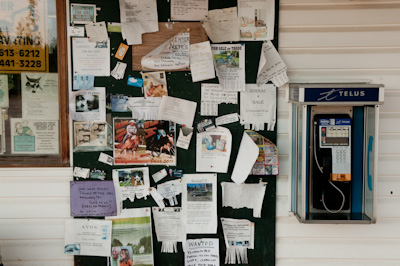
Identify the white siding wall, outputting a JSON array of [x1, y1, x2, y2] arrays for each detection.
[[0, 168, 74, 266], [277, 0, 400, 265]]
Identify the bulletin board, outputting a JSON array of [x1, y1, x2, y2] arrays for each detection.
[[70, 0, 279, 265]]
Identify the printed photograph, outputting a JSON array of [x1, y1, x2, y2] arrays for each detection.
[[187, 183, 213, 202], [201, 135, 227, 153], [114, 118, 176, 165], [118, 169, 145, 187], [76, 94, 99, 112], [110, 216, 153, 266], [214, 51, 239, 68], [142, 72, 168, 97], [64, 243, 80, 255]]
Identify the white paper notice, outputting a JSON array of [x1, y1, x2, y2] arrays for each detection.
[[171, 0, 208, 21], [153, 207, 185, 253], [257, 41, 289, 87], [185, 238, 220, 266], [176, 126, 194, 150], [111, 62, 127, 80], [121, 22, 146, 45], [189, 41, 215, 82], [152, 168, 168, 183], [157, 96, 197, 126], [203, 7, 240, 43], [127, 97, 161, 120], [196, 127, 232, 173], [73, 167, 90, 178], [10, 119, 59, 155], [231, 132, 259, 184], [72, 38, 110, 76], [98, 152, 113, 166], [69, 88, 106, 122], [221, 218, 254, 264], [211, 44, 246, 91], [182, 174, 217, 234], [112, 167, 151, 208], [68, 26, 85, 37], [142, 32, 190, 71], [238, 0, 275, 41], [64, 219, 112, 256], [85, 21, 108, 42], [221, 182, 267, 218], [157, 179, 182, 206], [215, 113, 239, 126], [240, 84, 276, 131], [149, 187, 166, 209], [119, 0, 158, 33], [201, 84, 238, 116], [21, 73, 59, 120]]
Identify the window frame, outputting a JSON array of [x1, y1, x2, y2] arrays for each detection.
[[0, 0, 69, 167]]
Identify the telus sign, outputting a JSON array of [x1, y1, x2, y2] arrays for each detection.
[[304, 87, 380, 102]]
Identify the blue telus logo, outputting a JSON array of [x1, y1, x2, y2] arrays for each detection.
[[317, 89, 366, 101]]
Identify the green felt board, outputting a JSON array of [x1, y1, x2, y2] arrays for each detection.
[[72, 0, 279, 265]]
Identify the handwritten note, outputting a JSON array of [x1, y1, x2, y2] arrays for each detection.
[[203, 7, 240, 43], [190, 41, 215, 82], [70, 180, 117, 217], [201, 84, 237, 116], [171, 0, 208, 21], [185, 238, 220, 266]]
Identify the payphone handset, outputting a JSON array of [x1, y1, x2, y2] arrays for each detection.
[[318, 118, 352, 182]]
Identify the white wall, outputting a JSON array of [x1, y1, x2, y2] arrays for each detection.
[[0, 168, 74, 266], [277, 0, 400, 265]]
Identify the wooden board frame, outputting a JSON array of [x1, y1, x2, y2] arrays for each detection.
[[132, 22, 208, 72]]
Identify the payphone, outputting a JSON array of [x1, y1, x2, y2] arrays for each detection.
[[289, 83, 384, 223]]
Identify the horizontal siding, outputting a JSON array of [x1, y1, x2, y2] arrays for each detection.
[[0, 168, 73, 265]]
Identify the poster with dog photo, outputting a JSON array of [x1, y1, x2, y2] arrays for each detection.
[[10, 119, 59, 154], [141, 71, 168, 97], [70, 87, 106, 122], [113, 118, 176, 166], [112, 167, 150, 212], [21, 73, 59, 120]]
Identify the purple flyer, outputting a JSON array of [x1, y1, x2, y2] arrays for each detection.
[[70, 180, 117, 217]]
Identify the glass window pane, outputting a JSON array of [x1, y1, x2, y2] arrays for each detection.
[[0, 0, 60, 157]]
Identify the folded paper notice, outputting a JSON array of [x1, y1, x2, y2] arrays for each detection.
[[231, 132, 259, 184], [176, 126, 194, 150], [203, 7, 240, 43], [257, 41, 289, 87], [221, 182, 267, 218], [141, 32, 190, 71]]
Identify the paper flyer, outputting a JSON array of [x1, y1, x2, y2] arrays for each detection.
[[196, 127, 232, 173], [189, 41, 216, 83], [231, 132, 259, 184], [171, 0, 208, 21], [240, 84, 276, 131], [246, 130, 279, 175], [21, 73, 59, 120], [127, 97, 161, 120], [238, 0, 275, 41], [112, 167, 151, 211], [221, 181, 267, 218], [72, 38, 110, 76], [185, 238, 220, 266], [211, 44, 246, 91], [70, 88, 107, 122], [157, 96, 197, 126], [141, 32, 190, 71], [157, 179, 182, 206], [176, 126, 194, 150], [152, 207, 185, 253], [70, 180, 117, 217], [113, 118, 176, 165], [107, 208, 154, 266], [221, 218, 255, 264], [85, 21, 108, 43], [200, 84, 238, 116], [10, 119, 59, 155], [64, 219, 112, 256], [119, 0, 158, 33], [203, 7, 240, 43], [0, 75, 9, 108], [182, 174, 218, 234], [257, 41, 289, 87]]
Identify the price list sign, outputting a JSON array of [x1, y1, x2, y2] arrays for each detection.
[[0, 0, 48, 73]]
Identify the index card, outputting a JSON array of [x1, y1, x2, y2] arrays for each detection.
[[189, 41, 215, 82], [85, 22, 108, 43], [171, 0, 208, 21]]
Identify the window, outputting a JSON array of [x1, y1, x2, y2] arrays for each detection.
[[0, 0, 68, 166]]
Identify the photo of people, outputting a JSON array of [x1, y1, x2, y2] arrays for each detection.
[[187, 183, 213, 202], [111, 246, 134, 266], [76, 94, 99, 112], [114, 118, 176, 165]]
